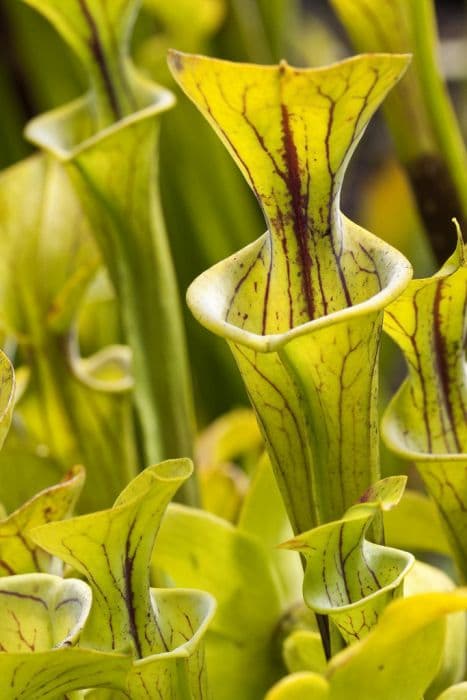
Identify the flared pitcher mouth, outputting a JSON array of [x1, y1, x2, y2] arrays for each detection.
[[308, 546, 415, 615], [382, 384, 467, 463], [168, 49, 412, 82], [25, 68, 175, 161], [131, 588, 216, 665], [0, 574, 92, 651], [147, 458, 194, 483], [187, 220, 413, 353]]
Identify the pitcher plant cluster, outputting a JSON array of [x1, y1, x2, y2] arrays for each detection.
[[0, 0, 466, 699]]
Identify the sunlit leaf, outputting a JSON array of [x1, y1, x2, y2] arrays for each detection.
[[405, 561, 466, 699], [436, 684, 467, 700]]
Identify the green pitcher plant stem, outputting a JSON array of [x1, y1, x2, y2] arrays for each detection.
[[382, 225, 467, 581], [169, 50, 412, 534], [20, 0, 198, 505], [0, 153, 137, 511], [330, 0, 467, 264]]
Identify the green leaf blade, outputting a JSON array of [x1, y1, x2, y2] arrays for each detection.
[[0, 464, 84, 576]]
